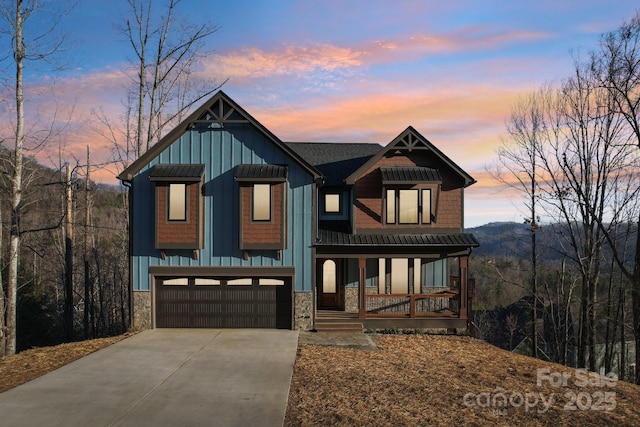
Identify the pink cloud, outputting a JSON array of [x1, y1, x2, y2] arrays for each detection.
[[204, 43, 364, 82], [365, 27, 551, 61]]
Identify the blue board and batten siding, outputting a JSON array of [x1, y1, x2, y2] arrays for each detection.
[[130, 123, 315, 292]]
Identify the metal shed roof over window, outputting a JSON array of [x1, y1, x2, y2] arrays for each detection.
[[150, 164, 205, 182], [380, 167, 442, 184], [235, 164, 288, 182]]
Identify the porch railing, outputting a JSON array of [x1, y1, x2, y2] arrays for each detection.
[[364, 291, 459, 318], [362, 276, 475, 319]]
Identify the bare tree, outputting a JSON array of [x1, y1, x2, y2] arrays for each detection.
[[590, 11, 640, 383], [118, 0, 226, 157], [496, 58, 637, 373], [495, 86, 553, 358], [0, 0, 69, 355]]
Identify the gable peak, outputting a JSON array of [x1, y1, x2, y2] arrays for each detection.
[[195, 93, 249, 124], [389, 127, 432, 152]]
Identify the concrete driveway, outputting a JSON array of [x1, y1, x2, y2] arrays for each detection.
[[0, 329, 299, 427]]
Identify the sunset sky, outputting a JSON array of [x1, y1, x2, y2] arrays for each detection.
[[2, 1, 638, 227]]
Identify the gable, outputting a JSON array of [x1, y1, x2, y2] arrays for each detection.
[[345, 126, 475, 187], [117, 91, 321, 182]]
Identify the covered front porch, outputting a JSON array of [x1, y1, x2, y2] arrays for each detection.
[[314, 231, 479, 331]]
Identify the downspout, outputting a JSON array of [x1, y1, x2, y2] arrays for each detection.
[[312, 176, 324, 331], [122, 179, 134, 330]]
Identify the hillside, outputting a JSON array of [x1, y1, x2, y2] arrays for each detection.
[[3, 332, 638, 426], [286, 334, 640, 426]]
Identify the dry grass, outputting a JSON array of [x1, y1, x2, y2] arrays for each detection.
[[0, 333, 132, 393], [285, 334, 640, 426]]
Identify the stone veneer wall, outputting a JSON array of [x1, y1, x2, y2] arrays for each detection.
[[294, 291, 314, 330], [344, 286, 378, 313], [133, 291, 152, 330]]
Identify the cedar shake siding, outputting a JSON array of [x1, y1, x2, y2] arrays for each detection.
[[155, 182, 203, 249], [239, 182, 286, 249]]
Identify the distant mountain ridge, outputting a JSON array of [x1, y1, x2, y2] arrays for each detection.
[[466, 222, 531, 259], [466, 221, 637, 264]]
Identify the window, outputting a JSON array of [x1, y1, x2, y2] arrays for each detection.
[[422, 189, 432, 224], [386, 188, 432, 225], [324, 193, 341, 214], [391, 258, 409, 294], [259, 278, 285, 286], [194, 278, 220, 286], [378, 258, 447, 294], [386, 190, 396, 223], [252, 184, 271, 221], [322, 260, 337, 294], [227, 278, 253, 286], [168, 183, 187, 221], [398, 190, 418, 224], [163, 278, 188, 286]]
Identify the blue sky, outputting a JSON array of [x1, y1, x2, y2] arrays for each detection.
[[4, 0, 639, 227]]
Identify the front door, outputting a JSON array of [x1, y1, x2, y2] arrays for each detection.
[[318, 259, 341, 309]]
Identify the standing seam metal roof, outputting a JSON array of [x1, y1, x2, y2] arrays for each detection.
[[380, 167, 442, 184], [149, 164, 205, 181], [234, 164, 288, 181], [316, 229, 479, 247]]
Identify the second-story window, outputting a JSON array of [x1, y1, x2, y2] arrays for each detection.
[[252, 183, 271, 221], [386, 188, 431, 225], [381, 167, 439, 226], [235, 164, 288, 251], [323, 193, 341, 214], [168, 183, 187, 221]]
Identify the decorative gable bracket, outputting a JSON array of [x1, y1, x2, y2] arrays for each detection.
[[396, 131, 431, 152], [191, 97, 250, 126]]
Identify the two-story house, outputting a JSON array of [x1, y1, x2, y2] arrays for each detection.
[[118, 91, 479, 332]]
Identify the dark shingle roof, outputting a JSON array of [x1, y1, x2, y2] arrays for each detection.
[[235, 164, 288, 182], [285, 142, 381, 186], [380, 167, 442, 184], [317, 229, 479, 248], [149, 164, 205, 181]]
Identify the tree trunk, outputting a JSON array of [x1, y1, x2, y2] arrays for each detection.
[[620, 285, 626, 380], [83, 146, 92, 339], [6, 0, 27, 356], [63, 164, 74, 341], [0, 203, 5, 357], [633, 212, 640, 384]]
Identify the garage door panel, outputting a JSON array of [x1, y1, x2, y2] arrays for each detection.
[[156, 278, 291, 329]]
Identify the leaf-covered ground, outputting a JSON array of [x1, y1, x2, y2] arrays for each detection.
[[285, 334, 640, 426], [3, 332, 640, 426]]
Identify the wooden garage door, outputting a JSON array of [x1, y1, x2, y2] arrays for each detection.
[[156, 277, 292, 328]]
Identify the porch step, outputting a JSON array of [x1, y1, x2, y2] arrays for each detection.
[[314, 310, 363, 331], [314, 322, 364, 332]]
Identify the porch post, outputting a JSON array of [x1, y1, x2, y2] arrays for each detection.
[[358, 257, 366, 318], [459, 255, 468, 319]]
